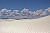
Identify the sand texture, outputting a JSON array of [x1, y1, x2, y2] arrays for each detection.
[[0, 16, 50, 33]]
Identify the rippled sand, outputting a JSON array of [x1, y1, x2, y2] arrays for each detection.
[[0, 16, 50, 33]]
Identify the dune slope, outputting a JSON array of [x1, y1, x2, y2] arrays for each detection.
[[0, 15, 50, 33]]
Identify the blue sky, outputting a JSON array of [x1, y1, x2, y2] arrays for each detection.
[[0, 0, 50, 11]]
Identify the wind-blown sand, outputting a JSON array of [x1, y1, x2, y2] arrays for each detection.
[[0, 16, 50, 33]]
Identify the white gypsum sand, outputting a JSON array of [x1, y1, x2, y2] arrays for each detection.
[[0, 15, 50, 33]]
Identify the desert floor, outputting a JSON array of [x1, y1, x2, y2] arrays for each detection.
[[0, 16, 50, 33]]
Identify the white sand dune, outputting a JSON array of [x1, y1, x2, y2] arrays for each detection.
[[0, 15, 50, 33]]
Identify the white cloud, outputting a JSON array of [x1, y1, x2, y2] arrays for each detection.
[[0, 7, 50, 19], [21, 8, 29, 16], [40, 7, 50, 16], [48, 7, 50, 12], [40, 11, 47, 16], [13, 10, 18, 13], [35, 10, 43, 14], [21, 8, 29, 12]]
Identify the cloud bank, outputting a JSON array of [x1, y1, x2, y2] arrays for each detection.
[[0, 7, 50, 19]]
